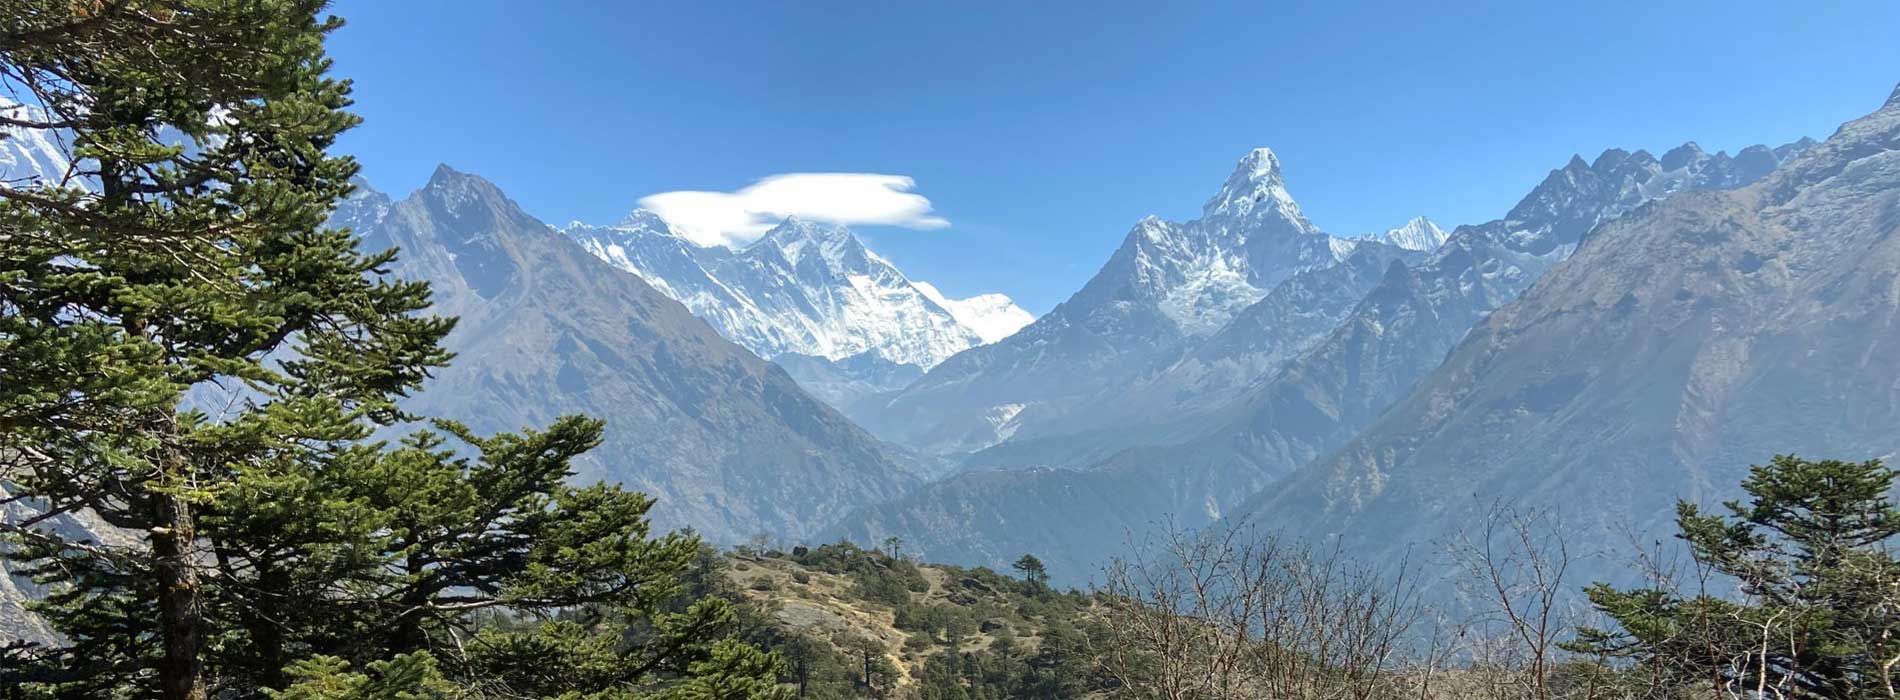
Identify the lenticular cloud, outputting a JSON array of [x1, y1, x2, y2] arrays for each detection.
[[639, 172, 949, 248]]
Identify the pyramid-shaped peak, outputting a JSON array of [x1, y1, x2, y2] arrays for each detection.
[[418, 164, 513, 215], [1886, 81, 1900, 109], [1231, 147, 1283, 180], [1201, 147, 1312, 229], [756, 216, 865, 267], [427, 163, 477, 186]]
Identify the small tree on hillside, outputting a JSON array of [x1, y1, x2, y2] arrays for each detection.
[[836, 632, 897, 699], [1013, 554, 1049, 589]]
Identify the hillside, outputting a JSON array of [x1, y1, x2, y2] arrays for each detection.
[[1239, 84, 1900, 589], [340, 167, 921, 543], [830, 134, 1810, 585], [703, 544, 1104, 699]]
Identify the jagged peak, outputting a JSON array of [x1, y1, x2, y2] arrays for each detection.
[[1661, 142, 1707, 171], [1201, 147, 1311, 228], [1231, 147, 1283, 181], [418, 164, 513, 215], [343, 176, 388, 203], [1887, 81, 1900, 109], [614, 208, 675, 232], [1358, 215, 1448, 252], [1134, 215, 1171, 235], [427, 162, 475, 186], [764, 215, 853, 243], [1590, 148, 1632, 171], [755, 216, 865, 267]]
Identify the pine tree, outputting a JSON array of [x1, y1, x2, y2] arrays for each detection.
[[1570, 455, 1900, 698], [1, 3, 788, 699], [2, 3, 442, 698], [1011, 554, 1048, 590]]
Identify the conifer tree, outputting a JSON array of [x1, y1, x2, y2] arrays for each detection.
[[1011, 554, 1048, 590], [2, 3, 440, 698], [1, 3, 788, 699], [1570, 455, 1900, 698]]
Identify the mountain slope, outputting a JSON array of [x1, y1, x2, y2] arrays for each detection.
[[962, 240, 1426, 470], [862, 148, 1368, 454], [832, 134, 1812, 584], [345, 167, 919, 542], [1240, 85, 1900, 586], [1199, 136, 1818, 490], [567, 213, 1030, 371]]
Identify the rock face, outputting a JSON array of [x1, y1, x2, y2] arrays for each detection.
[[862, 148, 1385, 455], [567, 213, 1030, 371], [834, 134, 1817, 584], [343, 167, 920, 543], [1239, 87, 1900, 590]]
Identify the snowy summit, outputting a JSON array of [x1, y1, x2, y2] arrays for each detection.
[[568, 210, 1033, 369]]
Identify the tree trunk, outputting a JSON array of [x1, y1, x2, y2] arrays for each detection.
[[153, 489, 206, 700], [130, 307, 207, 700]]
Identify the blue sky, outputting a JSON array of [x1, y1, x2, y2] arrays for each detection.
[[327, 1, 1900, 313]]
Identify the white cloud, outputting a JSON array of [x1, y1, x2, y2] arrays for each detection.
[[638, 172, 949, 248]]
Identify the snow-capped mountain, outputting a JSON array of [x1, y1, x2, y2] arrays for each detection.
[[1239, 88, 1900, 594], [1352, 216, 1447, 252], [1126, 147, 1352, 335], [858, 147, 1386, 453], [911, 281, 1034, 344], [347, 167, 918, 543], [0, 98, 77, 189], [567, 212, 1031, 370], [837, 128, 1823, 583]]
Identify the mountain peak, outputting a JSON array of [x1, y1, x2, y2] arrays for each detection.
[[766, 215, 851, 243], [1887, 81, 1900, 109], [912, 281, 1035, 345], [417, 164, 518, 221], [1661, 142, 1707, 171], [1232, 147, 1283, 181], [427, 163, 473, 186], [1357, 216, 1447, 252], [614, 208, 675, 233], [757, 216, 863, 267], [421, 163, 511, 202], [1201, 147, 1313, 229], [1590, 148, 1629, 171]]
